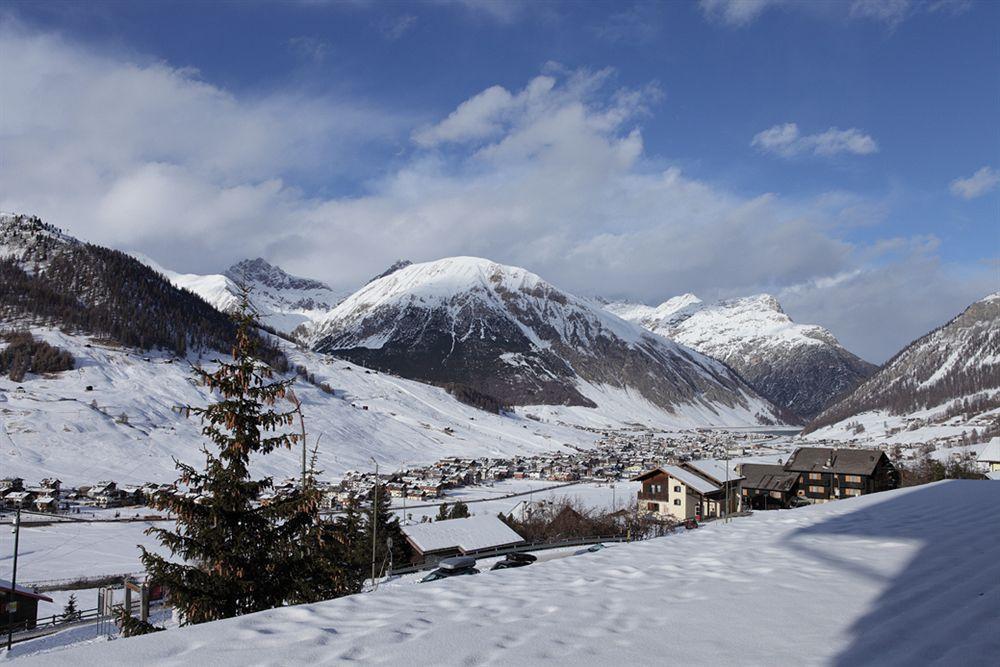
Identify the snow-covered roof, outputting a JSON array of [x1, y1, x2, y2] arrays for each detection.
[[977, 438, 1000, 464], [661, 465, 721, 495], [0, 579, 53, 602], [684, 459, 744, 484], [402, 515, 525, 554]]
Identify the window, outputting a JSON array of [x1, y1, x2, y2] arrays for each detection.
[[647, 502, 659, 511], [770, 491, 783, 499], [844, 488, 861, 497], [809, 472, 822, 480], [673, 485, 682, 493], [844, 475, 862, 483], [808, 485, 825, 494], [673, 499, 681, 506]]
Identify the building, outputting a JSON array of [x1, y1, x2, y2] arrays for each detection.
[[401, 515, 525, 563], [1, 580, 53, 632], [633, 464, 737, 521], [739, 463, 801, 510], [977, 438, 1000, 480], [783, 447, 899, 504]]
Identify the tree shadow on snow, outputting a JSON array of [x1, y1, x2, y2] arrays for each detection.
[[786, 480, 1000, 666]]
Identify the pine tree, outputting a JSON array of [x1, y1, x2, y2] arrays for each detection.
[[362, 484, 411, 574], [449, 500, 470, 519], [61, 593, 80, 622], [436, 503, 451, 521], [139, 291, 355, 625]]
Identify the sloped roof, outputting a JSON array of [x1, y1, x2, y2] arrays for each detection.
[[661, 465, 721, 495], [741, 464, 799, 492], [402, 515, 524, 554], [784, 448, 886, 476], [977, 438, 1000, 464], [0, 579, 53, 603], [684, 459, 744, 484]]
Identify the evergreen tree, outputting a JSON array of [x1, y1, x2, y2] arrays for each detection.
[[435, 503, 450, 521], [139, 292, 354, 625], [449, 500, 470, 519], [61, 593, 80, 622], [362, 484, 411, 574]]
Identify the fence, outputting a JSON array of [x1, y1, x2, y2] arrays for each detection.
[[21, 572, 146, 592]]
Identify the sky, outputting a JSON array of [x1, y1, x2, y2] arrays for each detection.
[[0, 0, 997, 362]]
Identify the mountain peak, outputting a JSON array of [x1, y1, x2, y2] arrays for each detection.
[[368, 259, 413, 284], [225, 257, 331, 293]]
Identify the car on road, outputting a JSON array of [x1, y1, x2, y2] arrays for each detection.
[[420, 556, 480, 583]]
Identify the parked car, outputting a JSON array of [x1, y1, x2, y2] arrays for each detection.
[[490, 552, 537, 571], [420, 556, 480, 583], [574, 542, 609, 556]]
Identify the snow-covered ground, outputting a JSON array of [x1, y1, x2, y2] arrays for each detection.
[[0, 520, 164, 586], [392, 480, 642, 523], [0, 329, 598, 485], [15, 480, 998, 666], [1, 327, 787, 486]]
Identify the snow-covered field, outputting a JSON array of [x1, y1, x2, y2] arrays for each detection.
[[1, 520, 164, 586], [392, 480, 641, 523], [0, 329, 596, 485], [17, 480, 999, 666]]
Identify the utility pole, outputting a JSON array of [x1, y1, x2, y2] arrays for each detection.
[[370, 457, 378, 589], [6, 508, 21, 652]]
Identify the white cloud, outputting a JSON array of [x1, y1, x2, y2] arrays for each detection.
[[699, 0, 782, 26], [950, 166, 1000, 200], [701, 0, 971, 27], [0, 23, 988, 363], [287, 36, 331, 62], [752, 123, 878, 158]]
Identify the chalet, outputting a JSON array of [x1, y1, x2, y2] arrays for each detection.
[[633, 464, 737, 521], [401, 515, 525, 564], [33, 496, 58, 513], [0, 580, 53, 632], [0, 477, 24, 494], [783, 447, 899, 504], [977, 438, 1000, 480], [2, 491, 36, 509], [681, 459, 743, 511], [739, 463, 800, 510]]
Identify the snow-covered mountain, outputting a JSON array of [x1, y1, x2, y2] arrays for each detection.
[[604, 293, 876, 421], [1, 213, 233, 355], [305, 257, 786, 426], [804, 292, 1000, 445], [132, 254, 347, 335]]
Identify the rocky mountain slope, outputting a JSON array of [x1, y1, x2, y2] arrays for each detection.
[[305, 257, 786, 425], [604, 294, 876, 421], [0, 213, 234, 355], [132, 254, 346, 335], [803, 292, 1000, 444]]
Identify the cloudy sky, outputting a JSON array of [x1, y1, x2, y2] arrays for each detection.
[[1, 0, 997, 362]]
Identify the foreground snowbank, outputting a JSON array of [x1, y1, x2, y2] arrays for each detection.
[[17, 480, 1000, 665]]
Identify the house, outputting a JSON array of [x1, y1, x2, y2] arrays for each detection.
[[783, 447, 899, 504], [0, 477, 24, 495], [739, 464, 801, 510], [977, 438, 1000, 480], [33, 496, 58, 513], [681, 459, 743, 512], [0, 579, 53, 631], [2, 491, 36, 509], [401, 515, 525, 563], [633, 464, 734, 521]]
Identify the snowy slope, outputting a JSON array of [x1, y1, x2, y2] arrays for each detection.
[[24, 480, 1000, 665], [131, 254, 347, 335], [604, 293, 876, 420], [0, 328, 606, 485], [306, 257, 785, 426], [804, 292, 1000, 445]]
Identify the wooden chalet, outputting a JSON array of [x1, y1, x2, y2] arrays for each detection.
[[1, 580, 53, 632], [739, 463, 800, 510], [783, 447, 899, 503]]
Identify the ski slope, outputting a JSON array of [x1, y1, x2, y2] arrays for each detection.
[[20, 480, 999, 665]]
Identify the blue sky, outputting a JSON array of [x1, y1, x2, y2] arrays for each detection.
[[1, 0, 997, 360]]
